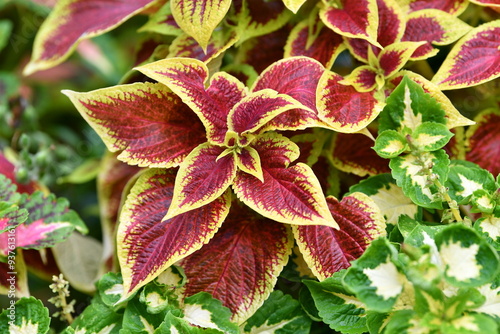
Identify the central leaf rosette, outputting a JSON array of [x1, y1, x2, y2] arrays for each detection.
[[63, 56, 337, 228], [133, 57, 337, 226]]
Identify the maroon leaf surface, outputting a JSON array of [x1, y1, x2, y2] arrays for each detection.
[[180, 203, 293, 324], [293, 193, 385, 280], [118, 169, 231, 297]]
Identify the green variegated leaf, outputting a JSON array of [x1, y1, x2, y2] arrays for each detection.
[[304, 270, 367, 334], [379, 76, 446, 134], [97, 272, 126, 308], [122, 297, 167, 334], [390, 150, 449, 209], [436, 224, 500, 287], [441, 313, 498, 334], [475, 215, 500, 247], [446, 160, 496, 204], [471, 190, 496, 214], [349, 174, 419, 225], [233, 133, 336, 228], [139, 281, 171, 314], [165, 143, 236, 219], [344, 238, 408, 312], [387, 71, 475, 129], [63, 82, 206, 168], [243, 291, 312, 333], [0, 297, 50, 334], [24, 0, 157, 75], [412, 122, 454, 151], [472, 283, 500, 319], [118, 168, 230, 299], [0, 20, 12, 53], [155, 312, 222, 333], [373, 130, 408, 159], [183, 292, 239, 333], [171, 0, 231, 51], [432, 20, 500, 90], [69, 294, 123, 333]]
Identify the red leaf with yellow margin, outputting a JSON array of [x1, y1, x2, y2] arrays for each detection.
[[97, 153, 142, 272], [180, 203, 293, 324], [233, 133, 337, 228], [465, 109, 500, 176], [285, 19, 346, 69], [319, 0, 380, 46], [252, 57, 328, 131], [346, 0, 406, 62], [118, 168, 231, 298], [136, 58, 247, 145], [432, 21, 500, 90], [331, 132, 391, 176], [63, 82, 206, 168], [24, 0, 156, 75], [469, 0, 500, 9], [170, 0, 231, 51], [168, 30, 239, 63], [317, 70, 384, 133], [293, 192, 386, 280], [0, 252, 29, 298], [402, 9, 472, 60], [165, 143, 236, 220], [227, 89, 311, 136], [403, 0, 468, 15]]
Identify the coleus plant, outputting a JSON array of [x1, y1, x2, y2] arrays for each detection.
[[1, 0, 500, 332]]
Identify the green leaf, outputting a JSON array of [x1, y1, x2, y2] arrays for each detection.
[[436, 224, 500, 288], [70, 294, 123, 333], [304, 270, 367, 334], [154, 312, 222, 333], [97, 272, 127, 308], [441, 313, 498, 333], [412, 122, 454, 152], [382, 310, 417, 334], [122, 297, 167, 334], [243, 290, 311, 333], [373, 130, 408, 159], [379, 76, 446, 134], [0, 20, 12, 53], [390, 150, 449, 209], [139, 280, 170, 314], [0, 297, 50, 334], [446, 160, 496, 204], [343, 238, 406, 313], [183, 292, 239, 334]]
